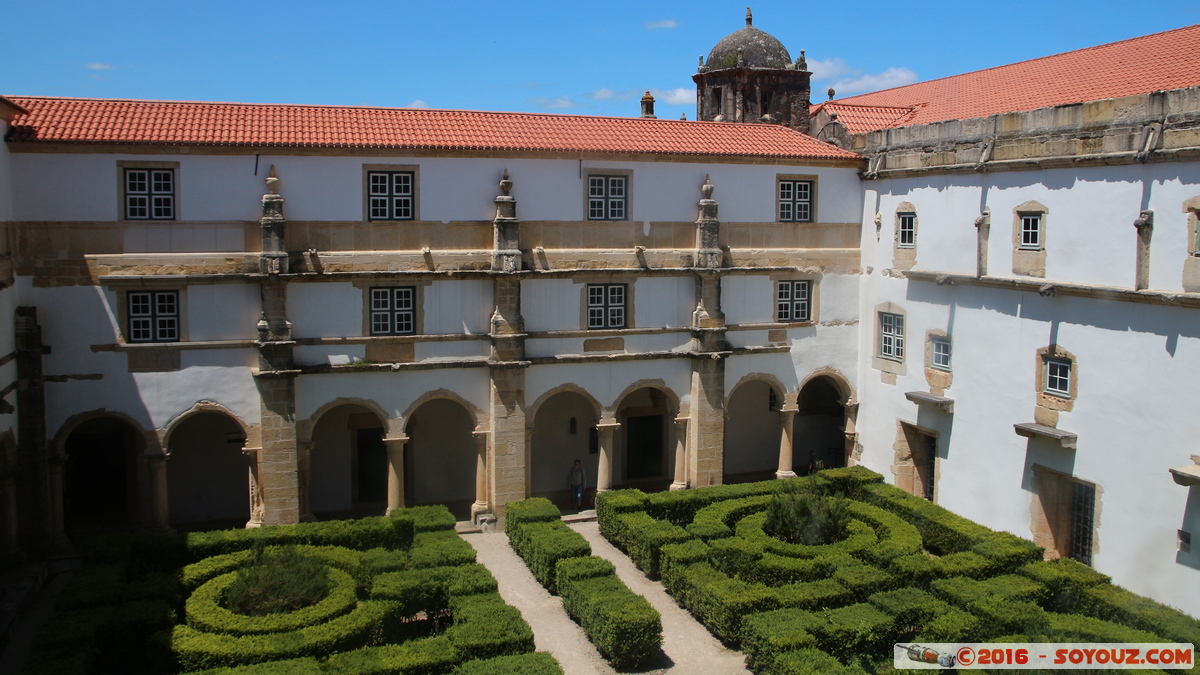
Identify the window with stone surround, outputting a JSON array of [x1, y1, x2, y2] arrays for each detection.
[[587, 283, 627, 329], [930, 336, 951, 371], [1019, 213, 1043, 250], [1044, 358, 1071, 398], [128, 290, 180, 343], [777, 176, 815, 222], [897, 213, 916, 248], [1012, 201, 1049, 277], [119, 162, 178, 221], [775, 280, 811, 322], [879, 312, 904, 361], [367, 171, 415, 220], [587, 175, 627, 221], [369, 287, 416, 335], [1031, 466, 1098, 566]]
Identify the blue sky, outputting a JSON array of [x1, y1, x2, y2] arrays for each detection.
[[4, 0, 1198, 118]]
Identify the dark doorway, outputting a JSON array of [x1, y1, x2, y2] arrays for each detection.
[[356, 428, 388, 503], [64, 418, 139, 533], [794, 377, 846, 473], [625, 414, 664, 480]]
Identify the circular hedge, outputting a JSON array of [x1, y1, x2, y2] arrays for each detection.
[[187, 567, 359, 636], [735, 510, 878, 559]]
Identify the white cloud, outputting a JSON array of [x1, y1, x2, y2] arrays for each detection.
[[403, 99, 430, 108], [86, 62, 114, 70], [530, 96, 579, 109], [645, 19, 677, 30], [806, 57, 855, 82], [650, 87, 693, 105], [589, 87, 638, 102], [830, 67, 918, 96]]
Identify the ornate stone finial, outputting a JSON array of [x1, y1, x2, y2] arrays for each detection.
[[1134, 209, 1154, 232], [798, 49, 807, 70], [697, 54, 706, 72], [701, 174, 714, 200], [737, 47, 745, 67], [746, 7, 752, 25], [828, 87, 835, 101], [499, 169, 512, 196], [640, 91, 656, 119], [265, 165, 280, 195], [680, 112, 687, 120], [829, 112, 838, 121]]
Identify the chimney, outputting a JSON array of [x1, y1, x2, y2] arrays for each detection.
[[640, 91, 656, 119]]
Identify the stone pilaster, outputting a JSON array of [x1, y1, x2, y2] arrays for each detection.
[[695, 175, 722, 269], [1134, 210, 1154, 290], [146, 453, 171, 532], [688, 271, 728, 488], [491, 170, 522, 273], [472, 430, 490, 520], [260, 166, 288, 275], [487, 367, 527, 516], [14, 306, 64, 555], [383, 435, 407, 514], [776, 405, 798, 479], [297, 442, 314, 522], [974, 209, 990, 278]]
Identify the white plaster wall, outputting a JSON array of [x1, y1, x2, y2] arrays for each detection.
[[634, 277, 694, 328], [294, 369, 490, 424], [424, 280, 491, 334], [522, 279, 581, 333], [525, 359, 692, 413], [788, 322, 859, 389], [294, 345, 366, 367], [725, 352, 800, 397], [289, 282, 363, 338], [722, 275, 774, 325], [187, 284, 261, 341], [0, 120, 13, 222], [525, 332, 690, 360]]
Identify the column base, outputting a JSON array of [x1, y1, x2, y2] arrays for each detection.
[[471, 501, 490, 517], [669, 481, 688, 491], [775, 470, 797, 480]]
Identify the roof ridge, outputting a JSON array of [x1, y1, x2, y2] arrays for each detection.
[[835, 23, 1200, 104]]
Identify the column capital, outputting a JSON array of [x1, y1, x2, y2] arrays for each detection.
[[382, 435, 409, 446], [595, 422, 621, 431], [778, 405, 799, 416], [144, 452, 171, 464]]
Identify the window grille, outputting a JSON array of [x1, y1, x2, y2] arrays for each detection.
[[1020, 214, 1041, 249], [931, 337, 951, 371], [368, 171, 415, 220], [587, 176, 627, 220], [587, 284, 626, 329], [1045, 358, 1071, 397], [125, 168, 175, 220], [128, 291, 179, 342], [776, 280, 810, 322], [369, 287, 416, 335], [880, 312, 904, 360], [1070, 481, 1096, 566], [778, 180, 813, 222], [898, 213, 916, 248]]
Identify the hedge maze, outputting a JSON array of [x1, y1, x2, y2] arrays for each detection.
[[596, 466, 1200, 675], [504, 497, 663, 670], [21, 505, 563, 675]]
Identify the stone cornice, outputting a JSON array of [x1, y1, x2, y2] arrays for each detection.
[[904, 269, 1200, 309]]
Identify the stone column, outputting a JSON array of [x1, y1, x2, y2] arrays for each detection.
[[146, 453, 171, 532], [688, 272, 728, 489], [595, 422, 620, 492], [383, 435, 408, 514], [297, 442, 314, 522], [1134, 210, 1154, 290], [776, 405, 798, 479], [974, 210, 990, 278], [244, 447, 265, 528], [472, 430, 490, 520], [695, 176, 722, 269], [670, 416, 689, 491]]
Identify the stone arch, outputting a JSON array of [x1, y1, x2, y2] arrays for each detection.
[[528, 384, 603, 506], [164, 407, 253, 526], [54, 408, 156, 458], [794, 371, 855, 472], [400, 389, 484, 432], [300, 396, 393, 444], [612, 380, 680, 489], [611, 379, 681, 418], [724, 373, 787, 482], [162, 401, 254, 451], [404, 393, 479, 517], [55, 409, 150, 534], [307, 399, 390, 518]]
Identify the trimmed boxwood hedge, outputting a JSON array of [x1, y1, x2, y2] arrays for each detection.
[[444, 594, 536, 661], [608, 511, 693, 579], [770, 647, 871, 675], [409, 530, 478, 569], [687, 495, 774, 540], [185, 516, 413, 560], [394, 504, 458, 533], [595, 488, 649, 540], [508, 520, 591, 592], [558, 568, 662, 669], [451, 651, 564, 675], [1076, 583, 1200, 646], [192, 657, 326, 675], [740, 607, 819, 672], [504, 498, 563, 533], [186, 567, 359, 636], [323, 637, 460, 675]]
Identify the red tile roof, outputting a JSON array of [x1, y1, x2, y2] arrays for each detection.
[[2, 96, 860, 161], [809, 102, 921, 135], [830, 24, 1200, 132]]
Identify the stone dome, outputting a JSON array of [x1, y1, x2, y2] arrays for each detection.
[[705, 13, 792, 70]]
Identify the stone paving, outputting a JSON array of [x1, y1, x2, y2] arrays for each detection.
[[464, 519, 750, 675]]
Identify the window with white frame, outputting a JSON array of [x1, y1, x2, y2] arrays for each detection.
[[778, 179, 813, 222], [368, 171, 415, 220], [776, 280, 811, 322], [1020, 213, 1042, 249], [879, 312, 904, 360], [124, 168, 175, 220], [369, 287, 416, 335], [1044, 358, 1071, 397], [128, 291, 179, 342], [931, 336, 951, 371], [587, 284, 626, 329], [898, 213, 916, 248], [587, 175, 627, 220]]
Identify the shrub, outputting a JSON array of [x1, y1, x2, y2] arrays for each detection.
[[451, 651, 564, 675], [747, 552, 840, 585], [965, 596, 1049, 638], [812, 466, 885, 500], [687, 495, 773, 540], [677, 562, 779, 644], [741, 607, 819, 672], [1019, 558, 1111, 612], [888, 553, 942, 586], [860, 482, 991, 555], [555, 555, 616, 589], [1046, 612, 1166, 643], [765, 486, 850, 546], [913, 607, 981, 642], [935, 551, 992, 579], [777, 603, 895, 662], [324, 637, 460, 675], [610, 512, 692, 579], [832, 564, 892, 599], [504, 498, 562, 534], [558, 572, 662, 669], [709, 536, 765, 577], [658, 539, 710, 595], [595, 488, 648, 540], [393, 505, 456, 533], [187, 568, 358, 636], [1075, 584, 1200, 646], [736, 511, 877, 561], [171, 599, 399, 670], [224, 546, 331, 616], [359, 547, 411, 578], [369, 570, 449, 618], [776, 578, 857, 610], [191, 657, 326, 674], [19, 648, 96, 675], [843, 501, 922, 566], [94, 599, 178, 674], [645, 479, 779, 526], [185, 516, 406, 559], [410, 530, 478, 569], [772, 647, 868, 675], [181, 550, 255, 591], [867, 587, 951, 628], [507, 520, 590, 592], [971, 531, 1043, 572], [444, 594, 536, 661]]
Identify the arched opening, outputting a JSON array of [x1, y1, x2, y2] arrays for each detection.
[[531, 391, 598, 510], [724, 380, 782, 483], [167, 412, 251, 528], [404, 398, 476, 519], [794, 376, 846, 473], [309, 404, 388, 519], [616, 387, 673, 491], [64, 417, 142, 535]]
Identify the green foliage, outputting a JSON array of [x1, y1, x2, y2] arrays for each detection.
[[888, 553, 942, 585], [80, 530, 189, 575], [171, 599, 399, 671], [765, 485, 850, 546], [451, 652, 564, 675], [746, 551, 840, 585], [776, 578, 857, 610], [867, 587, 951, 628], [966, 596, 1049, 638], [323, 637, 460, 675], [673, 562, 780, 644], [19, 648, 96, 675], [970, 531, 1044, 572], [609, 511, 692, 579], [831, 564, 893, 599], [1019, 558, 1112, 612], [181, 550, 256, 591], [185, 516, 408, 559], [392, 504, 456, 533], [936, 551, 993, 579], [843, 501, 922, 566], [371, 564, 499, 615], [555, 555, 616, 589], [1045, 611, 1165, 643], [191, 657, 326, 675], [504, 498, 562, 534], [594, 488, 648, 540], [741, 608, 819, 673], [860, 482, 992, 555], [709, 536, 765, 577], [224, 546, 331, 617], [409, 530, 478, 569], [507, 520, 590, 592], [812, 466, 885, 500], [771, 647, 870, 675], [645, 479, 780, 526], [187, 568, 357, 636], [775, 603, 895, 662], [687, 495, 773, 540], [444, 594, 536, 661], [1075, 583, 1200, 646], [658, 539, 711, 595], [55, 564, 181, 611], [558, 572, 662, 669], [913, 607, 981, 642]]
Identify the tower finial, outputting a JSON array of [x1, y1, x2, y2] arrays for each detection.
[[746, 7, 752, 25]]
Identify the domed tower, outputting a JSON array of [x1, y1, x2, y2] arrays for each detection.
[[693, 8, 811, 134]]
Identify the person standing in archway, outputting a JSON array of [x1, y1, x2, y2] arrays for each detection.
[[567, 459, 586, 511]]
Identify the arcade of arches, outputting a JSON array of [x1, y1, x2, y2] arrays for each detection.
[[43, 372, 856, 539]]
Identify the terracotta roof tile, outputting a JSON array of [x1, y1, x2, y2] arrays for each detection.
[[831, 24, 1200, 131], [810, 102, 922, 135], [2, 96, 860, 161]]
